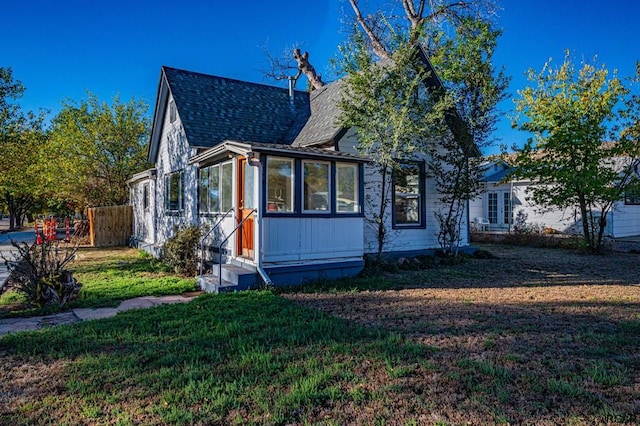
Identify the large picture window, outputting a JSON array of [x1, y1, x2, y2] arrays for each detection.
[[393, 162, 424, 227], [266, 157, 294, 212], [303, 160, 330, 212], [336, 163, 359, 213], [198, 161, 233, 214], [165, 170, 184, 213]]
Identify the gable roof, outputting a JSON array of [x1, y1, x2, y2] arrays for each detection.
[[148, 66, 310, 161], [291, 80, 346, 148]]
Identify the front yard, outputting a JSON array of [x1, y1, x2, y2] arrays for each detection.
[[0, 247, 197, 318], [0, 244, 638, 425]]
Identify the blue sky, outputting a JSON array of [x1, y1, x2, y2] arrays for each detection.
[[3, 0, 639, 154]]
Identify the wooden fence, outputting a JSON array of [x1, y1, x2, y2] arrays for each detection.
[[87, 205, 133, 247]]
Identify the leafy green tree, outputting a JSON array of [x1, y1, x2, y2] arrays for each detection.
[[511, 53, 640, 252], [339, 36, 451, 258], [428, 17, 509, 254], [0, 67, 49, 229], [49, 93, 151, 207], [338, 3, 508, 255]]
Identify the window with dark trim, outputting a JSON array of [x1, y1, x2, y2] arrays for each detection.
[[143, 183, 149, 211], [336, 163, 359, 213], [264, 155, 362, 216], [302, 160, 330, 213], [625, 190, 640, 205], [393, 162, 425, 228], [165, 170, 184, 213], [266, 157, 294, 212]]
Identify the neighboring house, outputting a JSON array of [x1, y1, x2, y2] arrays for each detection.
[[129, 64, 475, 290], [469, 159, 640, 237]]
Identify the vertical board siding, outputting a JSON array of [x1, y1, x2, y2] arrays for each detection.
[[263, 217, 363, 263], [88, 206, 133, 247]]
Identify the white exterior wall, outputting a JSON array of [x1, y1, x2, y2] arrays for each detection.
[[472, 181, 620, 235], [154, 93, 199, 245], [262, 217, 364, 263], [339, 129, 470, 255], [610, 202, 640, 238], [130, 177, 156, 244]]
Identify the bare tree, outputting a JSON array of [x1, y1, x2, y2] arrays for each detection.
[[347, 0, 498, 59], [263, 45, 325, 90]]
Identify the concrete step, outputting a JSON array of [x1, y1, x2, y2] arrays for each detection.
[[198, 263, 258, 293], [197, 274, 237, 294]]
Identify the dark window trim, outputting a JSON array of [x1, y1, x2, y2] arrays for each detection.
[[164, 170, 184, 215], [142, 183, 149, 211], [302, 159, 332, 214], [624, 193, 640, 205], [391, 160, 426, 230], [262, 155, 364, 219]]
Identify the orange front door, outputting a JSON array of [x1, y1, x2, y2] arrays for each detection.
[[237, 157, 255, 259]]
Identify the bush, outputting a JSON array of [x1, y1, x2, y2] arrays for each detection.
[[3, 240, 82, 308], [162, 224, 205, 276]]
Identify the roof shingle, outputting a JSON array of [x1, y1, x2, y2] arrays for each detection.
[[163, 66, 310, 148]]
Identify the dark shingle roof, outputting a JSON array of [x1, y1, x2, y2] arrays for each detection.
[[291, 80, 345, 147], [163, 66, 310, 148]]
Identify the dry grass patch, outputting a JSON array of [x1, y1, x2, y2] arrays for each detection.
[[285, 244, 640, 424]]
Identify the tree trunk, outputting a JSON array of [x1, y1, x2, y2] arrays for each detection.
[[293, 49, 324, 90], [376, 166, 389, 260]]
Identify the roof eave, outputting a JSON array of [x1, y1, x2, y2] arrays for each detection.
[[147, 68, 170, 163]]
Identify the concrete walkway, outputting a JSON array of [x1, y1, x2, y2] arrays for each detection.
[[0, 294, 198, 336]]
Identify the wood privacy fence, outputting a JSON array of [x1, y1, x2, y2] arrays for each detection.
[[87, 205, 133, 247]]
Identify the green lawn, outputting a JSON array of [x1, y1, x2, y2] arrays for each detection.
[[0, 245, 638, 425], [0, 247, 197, 318], [0, 292, 427, 425]]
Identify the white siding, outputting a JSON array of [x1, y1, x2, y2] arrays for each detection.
[[362, 158, 469, 255], [611, 201, 640, 238], [130, 177, 156, 244], [262, 217, 364, 263], [154, 93, 199, 245]]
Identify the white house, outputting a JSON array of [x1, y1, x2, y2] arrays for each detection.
[[130, 64, 476, 290], [469, 159, 640, 237]]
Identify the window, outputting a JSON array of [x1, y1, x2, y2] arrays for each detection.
[[143, 184, 149, 211], [264, 156, 362, 216], [625, 189, 640, 205], [393, 162, 424, 227], [198, 161, 233, 214], [336, 163, 359, 213], [266, 157, 294, 212], [303, 160, 330, 212], [165, 170, 184, 212], [221, 162, 233, 211], [198, 167, 209, 212], [169, 100, 177, 123]]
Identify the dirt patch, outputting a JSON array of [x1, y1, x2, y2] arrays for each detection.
[[0, 352, 70, 415], [285, 244, 640, 425]]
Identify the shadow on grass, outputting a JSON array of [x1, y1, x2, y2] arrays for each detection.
[[0, 292, 432, 425], [287, 289, 640, 425]]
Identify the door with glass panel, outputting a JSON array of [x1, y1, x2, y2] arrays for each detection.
[[237, 158, 255, 259], [487, 190, 512, 228]]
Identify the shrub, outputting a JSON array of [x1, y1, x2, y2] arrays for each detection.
[[162, 224, 205, 276], [3, 240, 82, 308]]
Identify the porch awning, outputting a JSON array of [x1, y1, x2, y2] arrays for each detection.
[[189, 141, 370, 166]]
